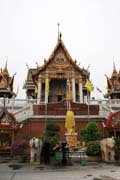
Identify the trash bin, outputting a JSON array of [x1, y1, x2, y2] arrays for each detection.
[[55, 151, 63, 161], [81, 159, 87, 166]]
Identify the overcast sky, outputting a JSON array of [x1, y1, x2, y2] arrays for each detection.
[[0, 0, 120, 100]]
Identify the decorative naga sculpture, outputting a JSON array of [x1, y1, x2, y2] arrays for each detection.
[[100, 137, 115, 162], [29, 137, 43, 164]]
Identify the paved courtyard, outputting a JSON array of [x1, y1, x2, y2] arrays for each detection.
[[0, 158, 120, 180]]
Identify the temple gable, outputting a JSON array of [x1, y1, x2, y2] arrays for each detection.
[[24, 35, 90, 103]]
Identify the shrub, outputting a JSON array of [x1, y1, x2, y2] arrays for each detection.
[[44, 123, 60, 150], [86, 141, 101, 156], [80, 121, 101, 142], [115, 137, 120, 151]]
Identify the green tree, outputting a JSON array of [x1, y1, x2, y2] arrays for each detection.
[[44, 123, 60, 148], [80, 121, 101, 142], [80, 121, 101, 156]]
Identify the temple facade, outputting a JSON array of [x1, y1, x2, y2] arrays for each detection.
[[24, 34, 91, 104], [22, 34, 103, 140]]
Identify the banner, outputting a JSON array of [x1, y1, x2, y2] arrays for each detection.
[[46, 79, 49, 93], [85, 79, 94, 92]]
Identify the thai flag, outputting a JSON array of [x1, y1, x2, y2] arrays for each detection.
[[96, 87, 102, 93]]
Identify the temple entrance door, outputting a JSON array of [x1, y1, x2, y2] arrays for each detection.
[[50, 79, 66, 103], [57, 95, 62, 102]]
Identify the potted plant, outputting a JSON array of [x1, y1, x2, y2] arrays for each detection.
[[86, 141, 101, 161], [80, 121, 101, 161]]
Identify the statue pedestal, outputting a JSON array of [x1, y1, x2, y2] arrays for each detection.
[[65, 132, 78, 144]]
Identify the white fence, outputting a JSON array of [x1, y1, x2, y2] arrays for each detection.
[[0, 97, 120, 121]]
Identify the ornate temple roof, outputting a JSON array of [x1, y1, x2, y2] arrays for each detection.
[[0, 104, 17, 129], [104, 62, 120, 99], [31, 34, 89, 77], [0, 62, 16, 98], [24, 33, 90, 91]]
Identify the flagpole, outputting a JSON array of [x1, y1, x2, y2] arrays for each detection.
[[44, 102, 47, 132], [44, 76, 49, 132], [87, 90, 90, 121], [85, 79, 94, 121]]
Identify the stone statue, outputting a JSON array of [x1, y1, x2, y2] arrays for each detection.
[[29, 137, 43, 164], [100, 137, 115, 162]]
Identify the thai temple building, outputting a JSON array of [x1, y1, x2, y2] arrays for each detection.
[[22, 33, 101, 140], [24, 33, 90, 103], [0, 61, 16, 98], [104, 63, 120, 99], [0, 33, 120, 153], [0, 63, 18, 153]]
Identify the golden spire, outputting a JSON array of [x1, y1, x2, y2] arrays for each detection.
[[113, 61, 117, 71], [57, 22, 62, 40], [3, 60, 9, 76], [112, 62, 118, 79], [57, 22, 60, 40], [112, 62, 118, 78]]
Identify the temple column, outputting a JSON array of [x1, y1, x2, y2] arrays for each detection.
[[45, 73, 49, 104], [72, 73, 76, 102], [37, 75, 42, 104], [78, 75, 83, 103]]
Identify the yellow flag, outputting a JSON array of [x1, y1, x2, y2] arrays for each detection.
[[85, 79, 94, 92], [46, 79, 49, 93]]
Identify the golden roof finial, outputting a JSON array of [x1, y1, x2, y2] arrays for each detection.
[[57, 22, 62, 40], [113, 61, 117, 71], [112, 61, 118, 78], [3, 60, 9, 76], [57, 22, 60, 40]]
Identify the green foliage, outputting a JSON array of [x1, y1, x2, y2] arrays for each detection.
[[15, 133, 30, 141], [80, 122, 101, 156], [44, 123, 60, 149], [46, 123, 60, 132], [80, 121, 101, 142], [115, 137, 120, 150], [36, 134, 44, 141], [86, 141, 101, 156]]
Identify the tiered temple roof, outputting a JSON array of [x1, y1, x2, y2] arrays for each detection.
[[24, 33, 90, 101], [0, 62, 16, 98], [104, 63, 120, 99]]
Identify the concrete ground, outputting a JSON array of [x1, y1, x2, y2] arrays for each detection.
[[0, 158, 120, 180]]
